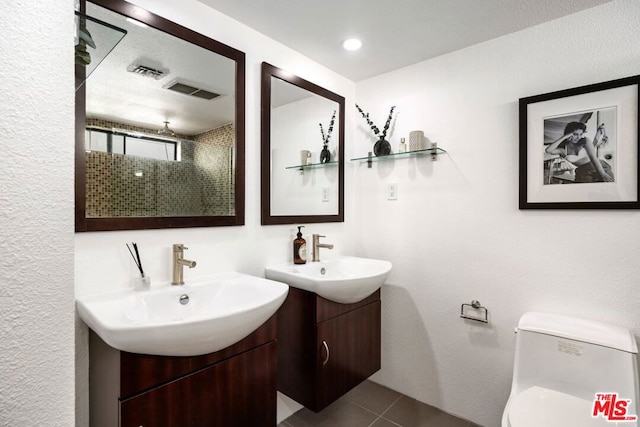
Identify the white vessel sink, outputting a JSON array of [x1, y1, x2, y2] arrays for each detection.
[[265, 256, 391, 304], [76, 272, 289, 357]]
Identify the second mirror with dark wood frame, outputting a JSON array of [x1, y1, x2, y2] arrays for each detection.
[[261, 62, 345, 225], [76, 0, 245, 231]]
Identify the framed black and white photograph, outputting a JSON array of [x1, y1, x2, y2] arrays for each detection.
[[519, 75, 640, 209]]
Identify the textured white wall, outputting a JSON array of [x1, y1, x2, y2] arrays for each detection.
[[0, 2, 76, 427], [354, 1, 640, 426]]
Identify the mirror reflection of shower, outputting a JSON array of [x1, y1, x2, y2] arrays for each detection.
[[84, 118, 234, 218], [81, 1, 239, 220]]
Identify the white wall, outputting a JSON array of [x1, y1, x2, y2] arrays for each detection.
[[0, 3, 75, 426], [73, 0, 356, 425], [353, 0, 640, 425]]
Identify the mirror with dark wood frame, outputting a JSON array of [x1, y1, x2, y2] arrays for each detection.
[[260, 62, 345, 225], [75, 0, 245, 231]]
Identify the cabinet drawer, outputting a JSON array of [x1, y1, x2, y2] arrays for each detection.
[[120, 341, 276, 427]]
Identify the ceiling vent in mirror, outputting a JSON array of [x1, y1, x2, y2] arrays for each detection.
[[164, 80, 221, 100], [126, 63, 166, 79]]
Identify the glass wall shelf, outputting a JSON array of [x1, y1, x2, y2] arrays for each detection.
[[75, 11, 127, 91], [350, 146, 446, 167], [286, 161, 339, 171]]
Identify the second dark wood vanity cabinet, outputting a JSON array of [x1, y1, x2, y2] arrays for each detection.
[[277, 288, 381, 412], [89, 316, 278, 427]]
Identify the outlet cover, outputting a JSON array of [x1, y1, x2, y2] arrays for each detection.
[[322, 186, 329, 202], [387, 182, 398, 200]]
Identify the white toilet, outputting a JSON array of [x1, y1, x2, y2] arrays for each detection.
[[502, 312, 639, 427]]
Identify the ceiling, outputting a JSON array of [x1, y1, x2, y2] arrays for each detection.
[[83, 0, 613, 135], [197, 0, 613, 82], [85, 3, 236, 136]]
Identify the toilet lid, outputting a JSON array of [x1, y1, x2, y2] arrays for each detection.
[[508, 386, 622, 427]]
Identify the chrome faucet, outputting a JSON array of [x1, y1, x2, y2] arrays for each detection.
[[312, 234, 334, 262], [172, 244, 196, 286]]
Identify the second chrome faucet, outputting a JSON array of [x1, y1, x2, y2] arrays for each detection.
[[312, 234, 333, 262], [172, 244, 196, 285]]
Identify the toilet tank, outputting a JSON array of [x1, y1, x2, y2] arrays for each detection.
[[511, 312, 639, 402]]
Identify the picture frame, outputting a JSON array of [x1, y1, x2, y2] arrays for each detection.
[[519, 75, 640, 209]]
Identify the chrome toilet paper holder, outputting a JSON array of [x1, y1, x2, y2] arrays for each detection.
[[460, 300, 488, 323]]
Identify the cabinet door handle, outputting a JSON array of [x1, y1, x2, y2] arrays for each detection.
[[321, 340, 330, 366]]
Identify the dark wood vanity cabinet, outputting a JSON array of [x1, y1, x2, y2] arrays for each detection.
[[89, 316, 277, 427], [277, 288, 381, 412]]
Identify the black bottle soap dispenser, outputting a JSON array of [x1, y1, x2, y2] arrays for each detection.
[[293, 226, 307, 264]]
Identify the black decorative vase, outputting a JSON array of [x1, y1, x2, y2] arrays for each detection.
[[320, 145, 331, 163], [373, 138, 391, 156]]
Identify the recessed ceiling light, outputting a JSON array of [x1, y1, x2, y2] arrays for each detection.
[[342, 38, 362, 51]]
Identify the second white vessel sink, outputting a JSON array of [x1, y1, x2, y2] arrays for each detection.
[[76, 272, 288, 357], [265, 256, 392, 304]]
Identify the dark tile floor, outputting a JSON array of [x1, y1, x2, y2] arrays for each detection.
[[278, 380, 481, 427]]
